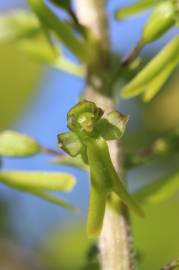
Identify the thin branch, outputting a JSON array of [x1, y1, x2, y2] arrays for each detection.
[[122, 41, 142, 67]]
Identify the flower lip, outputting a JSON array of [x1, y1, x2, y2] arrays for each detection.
[[78, 112, 95, 132], [67, 100, 104, 132]]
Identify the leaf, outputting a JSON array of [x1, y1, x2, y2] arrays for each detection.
[[96, 111, 129, 140], [0, 130, 41, 157], [28, 0, 88, 62], [134, 171, 179, 203], [143, 56, 178, 102], [18, 38, 57, 64], [18, 37, 85, 76], [50, 0, 71, 11], [121, 37, 179, 99], [58, 132, 83, 157], [141, 1, 176, 45], [0, 171, 75, 192], [28, 190, 76, 210], [54, 57, 85, 77], [0, 9, 40, 43], [54, 155, 88, 171], [115, 0, 162, 20], [0, 9, 84, 76]]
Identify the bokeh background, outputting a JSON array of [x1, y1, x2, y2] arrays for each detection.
[[0, 0, 179, 269]]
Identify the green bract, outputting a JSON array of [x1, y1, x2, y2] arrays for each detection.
[[0, 130, 41, 157], [58, 101, 143, 238]]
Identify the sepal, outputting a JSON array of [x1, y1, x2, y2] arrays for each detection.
[[96, 111, 129, 140], [57, 131, 82, 157]]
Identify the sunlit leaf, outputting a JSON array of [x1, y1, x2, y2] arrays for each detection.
[[141, 1, 176, 45], [143, 57, 178, 102], [134, 171, 179, 203], [0, 170, 75, 192], [0, 9, 40, 43], [54, 57, 85, 77], [54, 155, 88, 171], [18, 38, 57, 63], [121, 37, 179, 99], [28, 0, 88, 62], [0, 130, 41, 157], [0, 8, 85, 77], [115, 0, 162, 20]]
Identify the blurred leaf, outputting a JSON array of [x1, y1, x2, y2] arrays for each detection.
[[144, 71, 179, 132], [28, 0, 88, 62], [0, 44, 42, 129], [18, 38, 58, 63], [121, 37, 179, 100], [132, 201, 179, 270], [143, 57, 178, 102], [54, 155, 88, 171], [0, 130, 41, 157], [115, 0, 162, 20], [141, 1, 176, 45], [17, 37, 85, 76], [134, 171, 179, 203], [29, 190, 76, 210], [40, 223, 94, 270], [0, 170, 75, 192], [0, 10, 42, 129], [0, 9, 40, 42], [50, 0, 71, 10], [54, 57, 85, 77], [0, 9, 84, 77]]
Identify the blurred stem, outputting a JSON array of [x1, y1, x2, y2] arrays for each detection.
[[122, 41, 143, 67], [76, 1, 135, 269], [43, 147, 65, 157], [54, 57, 85, 77], [161, 256, 179, 270]]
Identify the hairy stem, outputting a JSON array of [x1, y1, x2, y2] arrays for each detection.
[[76, 0, 135, 269]]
